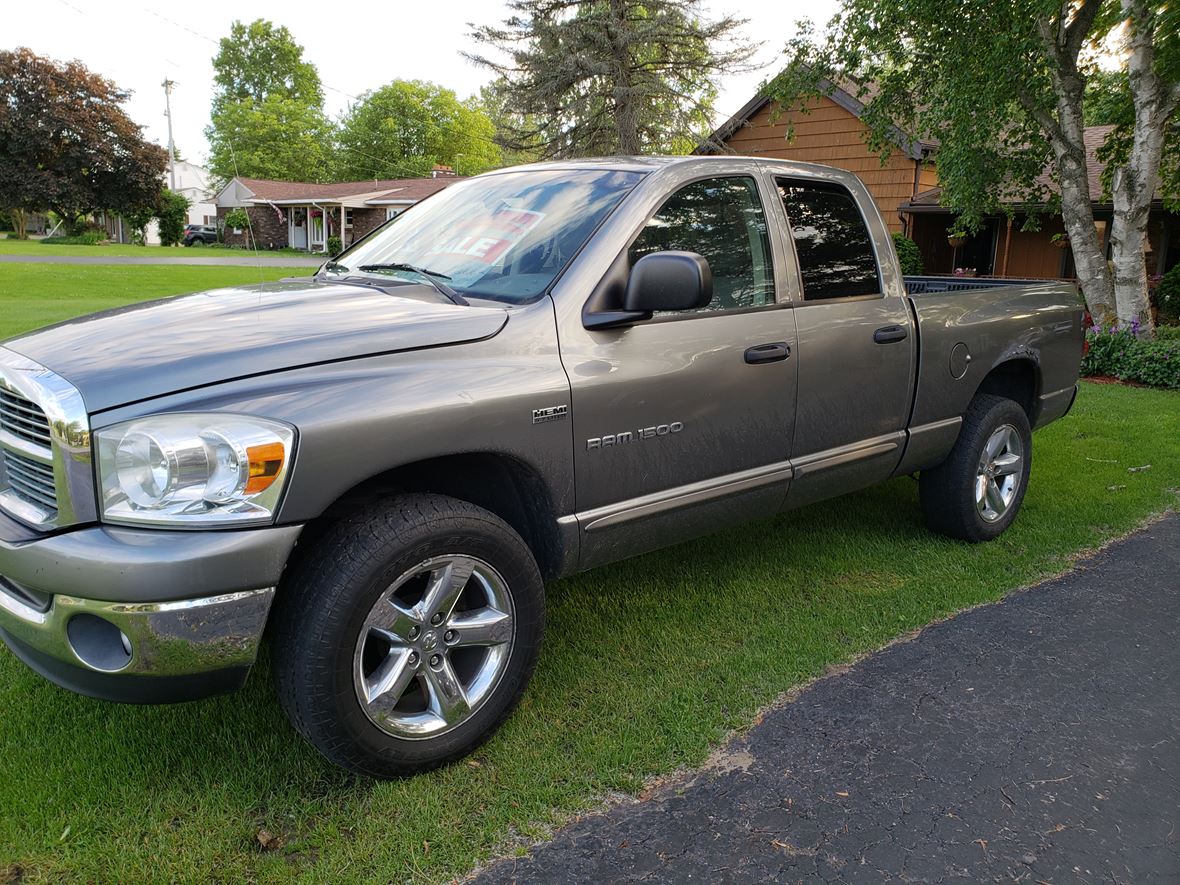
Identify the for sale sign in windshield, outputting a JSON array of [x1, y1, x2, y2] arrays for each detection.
[[426, 208, 546, 266]]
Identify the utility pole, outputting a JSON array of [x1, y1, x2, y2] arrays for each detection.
[[162, 78, 177, 191]]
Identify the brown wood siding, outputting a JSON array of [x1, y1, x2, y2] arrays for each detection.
[[1004, 220, 1068, 279], [723, 97, 919, 232]]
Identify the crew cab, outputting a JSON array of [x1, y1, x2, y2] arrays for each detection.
[[0, 157, 1085, 777]]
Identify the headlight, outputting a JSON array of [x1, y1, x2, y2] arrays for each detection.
[[96, 414, 295, 527]]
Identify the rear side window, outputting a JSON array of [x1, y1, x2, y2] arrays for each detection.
[[777, 179, 881, 301], [629, 176, 775, 313]]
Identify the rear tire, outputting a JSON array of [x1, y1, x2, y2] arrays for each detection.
[[919, 394, 1032, 542], [271, 494, 545, 778]]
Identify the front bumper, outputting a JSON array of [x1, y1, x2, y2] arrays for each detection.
[[0, 516, 302, 702]]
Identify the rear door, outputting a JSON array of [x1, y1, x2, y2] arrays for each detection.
[[772, 176, 916, 507]]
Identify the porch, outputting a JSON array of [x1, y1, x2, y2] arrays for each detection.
[[902, 203, 1180, 282]]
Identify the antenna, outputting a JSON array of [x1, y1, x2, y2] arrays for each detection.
[[162, 78, 178, 190]]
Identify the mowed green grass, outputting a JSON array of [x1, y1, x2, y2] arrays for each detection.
[[0, 239, 312, 258], [0, 263, 312, 339], [1, 271, 1178, 882], [0, 239, 201, 258]]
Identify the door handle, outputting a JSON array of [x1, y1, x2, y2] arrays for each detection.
[[873, 325, 908, 344], [744, 342, 791, 364]]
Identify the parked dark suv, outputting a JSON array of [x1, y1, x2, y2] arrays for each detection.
[[183, 224, 218, 246]]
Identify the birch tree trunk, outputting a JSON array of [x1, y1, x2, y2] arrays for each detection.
[[1108, 0, 1177, 337], [1051, 119, 1115, 324], [1030, 4, 1116, 324]]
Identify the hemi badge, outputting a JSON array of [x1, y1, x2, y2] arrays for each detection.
[[532, 405, 568, 424]]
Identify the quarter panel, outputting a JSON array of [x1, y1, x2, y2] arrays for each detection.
[[908, 283, 1085, 429]]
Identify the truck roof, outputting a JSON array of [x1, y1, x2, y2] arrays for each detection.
[[490, 154, 862, 181]]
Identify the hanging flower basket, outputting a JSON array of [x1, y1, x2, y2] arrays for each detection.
[[1050, 233, 1071, 249], [947, 235, 967, 248]]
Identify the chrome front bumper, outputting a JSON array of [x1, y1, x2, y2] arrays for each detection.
[[0, 583, 275, 678], [0, 517, 301, 702]]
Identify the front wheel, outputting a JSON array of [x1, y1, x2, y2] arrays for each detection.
[[919, 393, 1032, 542], [271, 494, 545, 778]]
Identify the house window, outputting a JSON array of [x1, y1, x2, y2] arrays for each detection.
[[343, 209, 352, 228], [385, 208, 402, 221]]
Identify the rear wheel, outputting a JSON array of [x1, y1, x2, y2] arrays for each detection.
[[271, 494, 544, 778], [919, 393, 1032, 542]]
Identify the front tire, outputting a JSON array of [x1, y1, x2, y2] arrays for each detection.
[[919, 393, 1032, 542], [271, 494, 545, 778]]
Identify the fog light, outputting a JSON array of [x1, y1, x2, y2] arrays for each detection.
[[66, 614, 133, 672]]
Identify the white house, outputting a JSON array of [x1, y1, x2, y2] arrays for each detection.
[[102, 160, 217, 244]]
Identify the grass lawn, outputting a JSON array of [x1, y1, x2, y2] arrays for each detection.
[[0, 281, 1177, 883], [0, 263, 312, 340], [0, 238, 316, 258]]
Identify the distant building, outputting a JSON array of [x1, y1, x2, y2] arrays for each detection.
[[101, 159, 217, 244], [213, 169, 460, 252]]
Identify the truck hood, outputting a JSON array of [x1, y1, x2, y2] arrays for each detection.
[[4, 279, 508, 412]]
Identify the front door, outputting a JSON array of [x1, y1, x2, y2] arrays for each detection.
[[772, 177, 916, 508], [559, 175, 799, 568], [289, 213, 308, 250]]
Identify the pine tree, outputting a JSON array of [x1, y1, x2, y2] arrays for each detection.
[[466, 0, 758, 157]]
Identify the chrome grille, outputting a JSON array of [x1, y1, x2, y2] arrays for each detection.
[[0, 348, 91, 529], [0, 388, 53, 449], [1, 449, 56, 513]]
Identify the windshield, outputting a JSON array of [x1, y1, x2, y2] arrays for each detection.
[[322, 168, 645, 304]]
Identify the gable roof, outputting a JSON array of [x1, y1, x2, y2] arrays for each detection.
[[696, 78, 936, 160]]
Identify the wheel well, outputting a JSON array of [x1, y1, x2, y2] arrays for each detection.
[[976, 359, 1038, 420], [304, 453, 565, 580]]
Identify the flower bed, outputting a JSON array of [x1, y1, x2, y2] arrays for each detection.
[[1082, 324, 1180, 390]]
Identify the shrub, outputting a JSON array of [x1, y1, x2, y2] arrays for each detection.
[[1082, 325, 1180, 389], [1155, 326, 1180, 341], [892, 233, 924, 275], [156, 191, 190, 247], [42, 232, 104, 245], [327, 235, 342, 256], [1154, 265, 1180, 326], [223, 209, 250, 231]]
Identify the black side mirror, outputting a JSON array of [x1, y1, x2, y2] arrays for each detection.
[[582, 250, 714, 330], [624, 251, 712, 313]]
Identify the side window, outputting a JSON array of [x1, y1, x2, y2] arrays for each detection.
[[777, 179, 882, 301], [629, 177, 775, 312]]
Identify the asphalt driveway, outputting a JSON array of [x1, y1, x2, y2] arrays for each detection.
[[0, 253, 323, 267], [477, 513, 1180, 884]]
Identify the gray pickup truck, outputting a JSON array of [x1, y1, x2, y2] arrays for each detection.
[[0, 157, 1084, 777]]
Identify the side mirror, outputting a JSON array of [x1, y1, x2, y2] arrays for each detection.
[[624, 251, 712, 313]]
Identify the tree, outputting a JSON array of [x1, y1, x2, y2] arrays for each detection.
[[156, 191, 190, 247], [466, 0, 758, 157], [477, 79, 547, 166], [1105, 0, 1179, 334], [206, 20, 333, 182], [769, 0, 1179, 335], [335, 80, 502, 179], [0, 48, 166, 234]]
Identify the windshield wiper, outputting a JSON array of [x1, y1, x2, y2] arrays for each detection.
[[358, 263, 468, 306]]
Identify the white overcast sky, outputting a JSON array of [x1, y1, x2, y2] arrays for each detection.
[[8, 0, 838, 167]]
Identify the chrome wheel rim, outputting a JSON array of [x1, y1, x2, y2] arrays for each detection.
[[976, 424, 1024, 523], [353, 554, 515, 740]]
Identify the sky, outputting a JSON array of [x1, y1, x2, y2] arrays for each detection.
[[8, 0, 839, 168]]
